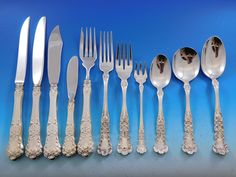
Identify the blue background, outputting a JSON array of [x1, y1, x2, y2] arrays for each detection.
[[1, 0, 236, 176]]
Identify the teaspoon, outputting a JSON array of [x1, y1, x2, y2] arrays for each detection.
[[201, 36, 228, 155], [173, 47, 199, 155], [150, 55, 171, 154]]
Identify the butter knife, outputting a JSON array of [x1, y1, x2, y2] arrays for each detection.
[[44, 26, 63, 160], [7, 17, 30, 160], [62, 56, 78, 157], [25, 17, 46, 159]]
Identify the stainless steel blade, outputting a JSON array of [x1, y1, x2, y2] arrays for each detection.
[[32, 16, 46, 86], [15, 17, 30, 84], [67, 56, 78, 100], [48, 26, 63, 85]]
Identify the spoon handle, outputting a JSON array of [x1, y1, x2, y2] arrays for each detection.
[[153, 88, 168, 154], [212, 79, 228, 155], [182, 83, 197, 155]]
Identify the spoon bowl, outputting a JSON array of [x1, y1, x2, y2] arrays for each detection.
[[150, 55, 171, 89], [173, 47, 200, 83], [201, 36, 226, 79]]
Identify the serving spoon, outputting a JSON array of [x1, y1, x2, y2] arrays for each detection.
[[173, 47, 199, 155], [150, 55, 171, 154], [201, 36, 228, 155]]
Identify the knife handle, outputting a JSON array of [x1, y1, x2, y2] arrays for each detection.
[[62, 99, 76, 157], [44, 85, 61, 159], [77, 80, 94, 157], [25, 86, 42, 159], [7, 84, 24, 160]]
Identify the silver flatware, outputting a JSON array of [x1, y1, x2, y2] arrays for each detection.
[[134, 62, 147, 154], [150, 55, 171, 154], [97, 31, 113, 156], [25, 16, 46, 159], [173, 47, 199, 155], [201, 36, 228, 155], [62, 56, 78, 157], [7, 17, 30, 160], [116, 44, 133, 155], [44, 26, 63, 159], [77, 28, 97, 157]]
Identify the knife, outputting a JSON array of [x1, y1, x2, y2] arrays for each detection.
[[25, 17, 46, 159], [62, 56, 78, 157], [43, 25, 63, 159], [7, 17, 30, 160]]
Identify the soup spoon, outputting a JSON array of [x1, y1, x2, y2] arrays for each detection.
[[173, 47, 199, 155], [150, 55, 171, 154], [201, 36, 228, 155]]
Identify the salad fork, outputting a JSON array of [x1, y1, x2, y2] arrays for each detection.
[[134, 62, 147, 154], [97, 31, 114, 156], [116, 44, 133, 155], [77, 28, 97, 157]]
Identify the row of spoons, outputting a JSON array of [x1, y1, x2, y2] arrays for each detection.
[[150, 36, 228, 155]]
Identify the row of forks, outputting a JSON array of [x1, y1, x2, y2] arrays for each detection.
[[79, 28, 149, 156]]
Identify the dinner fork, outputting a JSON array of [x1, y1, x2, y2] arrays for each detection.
[[134, 62, 147, 154], [97, 31, 113, 156], [77, 27, 97, 157], [116, 44, 133, 155]]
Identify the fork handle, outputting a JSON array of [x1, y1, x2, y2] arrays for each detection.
[[25, 86, 42, 159], [117, 80, 132, 155], [44, 85, 61, 159], [212, 79, 228, 155], [77, 79, 94, 156], [7, 84, 24, 160]]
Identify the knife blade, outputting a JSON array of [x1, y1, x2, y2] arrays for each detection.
[[67, 56, 78, 101], [44, 25, 63, 159], [47, 26, 63, 85], [62, 56, 78, 157], [7, 17, 30, 160], [25, 16, 46, 159]]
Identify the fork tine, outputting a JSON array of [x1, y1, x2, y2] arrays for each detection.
[[125, 44, 128, 67], [99, 31, 102, 63], [103, 31, 106, 62], [134, 62, 138, 75], [116, 44, 120, 66], [139, 63, 143, 75], [144, 62, 147, 74], [85, 28, 88, 57], [110, 31, 114, 64], [93, 28, 97, 59], [79, 28, 84, 58], [107, 32, 110, 62], [129, 45, 132, 65], [89, 27, 92, 57]]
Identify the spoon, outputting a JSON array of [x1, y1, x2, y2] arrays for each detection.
[[173, 47, 199, 155], [150, 54, 171, 154], [201, 36, 228, 155]]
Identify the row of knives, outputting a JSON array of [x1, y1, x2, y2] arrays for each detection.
[[7, 16, 228, 160]]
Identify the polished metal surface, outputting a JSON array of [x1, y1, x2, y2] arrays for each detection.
[[15, 17, 30, 84], [67, 56, 79, 101], [116, 44, 133, 155], [32, 16, 46, 86], [97, 31, 114, 156], [201, 36, 228, 155], [48, 26, 63, 85], [134, 62, 147, 154], [173, 47, 199, 155], [150, 55, 171, 154]]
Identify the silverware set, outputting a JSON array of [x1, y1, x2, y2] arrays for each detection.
[[7, 17, 229, 160]]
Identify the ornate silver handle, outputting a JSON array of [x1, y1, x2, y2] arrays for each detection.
[[137, 84, 147, 154], [212, 79, 228, 155], [44, 86, 61, 159], [182, 83, 197, 155], [7, 84, 24, 160], [117, 80, 132, 155], [25, 86, 42, 159], [98, 73, 112, 156], [153, 89, 168, 154], [77, 80, 94, 157], [62, 99, 76, 157]]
